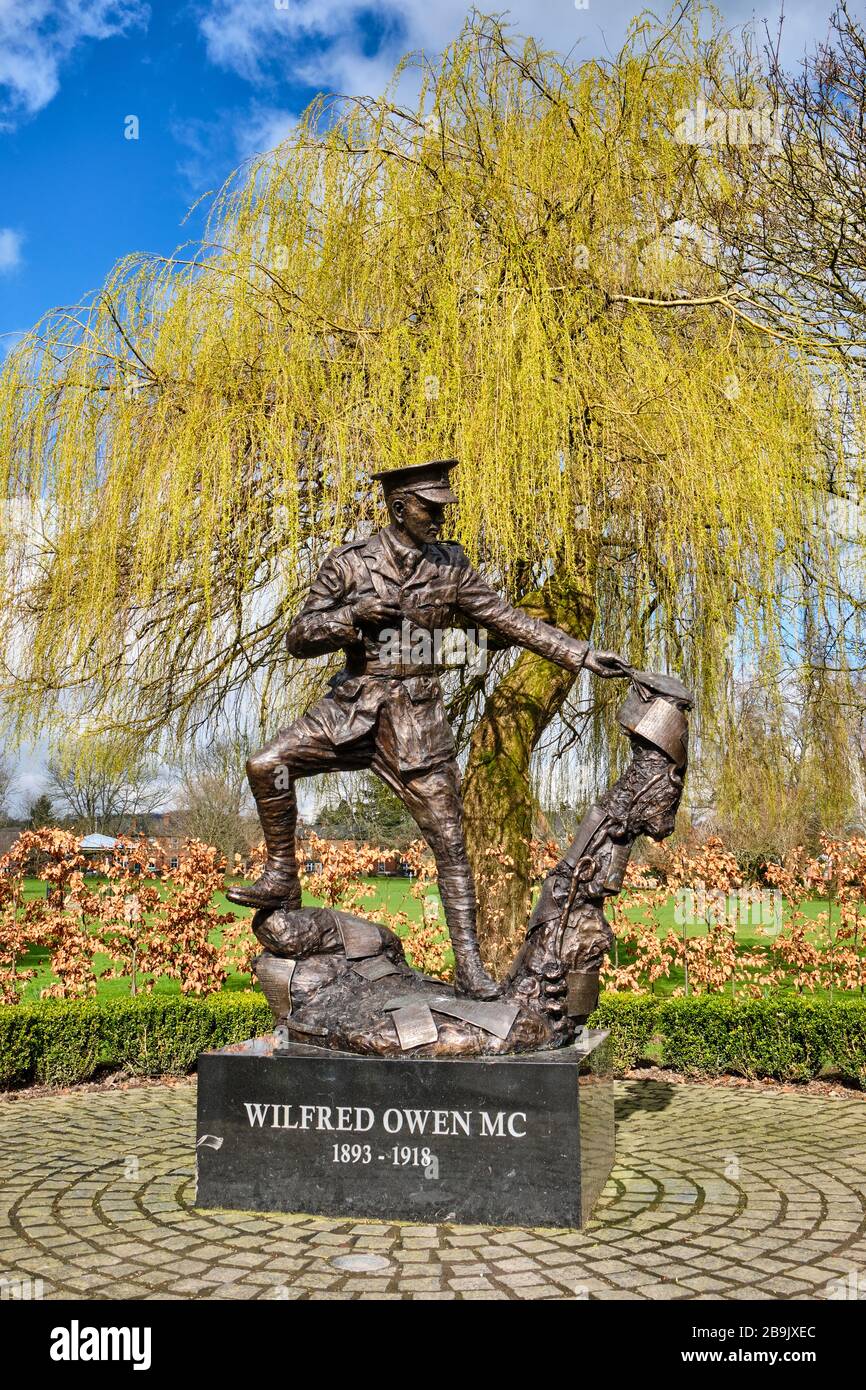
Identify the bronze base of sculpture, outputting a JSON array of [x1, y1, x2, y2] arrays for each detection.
[[251, 907, 564, 1057]]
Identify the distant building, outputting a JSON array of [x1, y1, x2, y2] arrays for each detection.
[[297, 836, 410, 878], [374, 851, 410, 877]]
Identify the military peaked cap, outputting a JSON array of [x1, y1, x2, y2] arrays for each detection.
[[372, 459, 459, 505]]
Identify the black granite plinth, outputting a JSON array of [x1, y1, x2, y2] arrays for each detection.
[[195, 1030, 614, 1228]]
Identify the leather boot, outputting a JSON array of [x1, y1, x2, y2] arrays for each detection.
[[226, 788, 302, 910], [437, 863, 501, 1000]]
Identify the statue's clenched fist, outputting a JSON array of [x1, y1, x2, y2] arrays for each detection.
[[584, 649, 630, 679], [351, 595, 402, 628]]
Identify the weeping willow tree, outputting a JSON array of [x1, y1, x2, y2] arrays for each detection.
[[702, 665, 860, 872], [0, 5, 862, 953]]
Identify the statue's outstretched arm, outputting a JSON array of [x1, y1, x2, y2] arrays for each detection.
[[454, 558, 590, 672]]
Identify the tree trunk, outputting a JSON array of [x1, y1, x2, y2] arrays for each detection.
[[462, 569, 595, 974]]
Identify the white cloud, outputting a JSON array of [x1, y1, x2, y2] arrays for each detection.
[[0, 228, 23, 272], [172, 104, 303, 192], [9, 756, 50, 817], [235, 103, 301, 157], [200, 0, 346, 84], [0, 0, 150, 127], [199, 0, 841, 105], [170, 114, 224, 193], [0, 329, 27, 359]]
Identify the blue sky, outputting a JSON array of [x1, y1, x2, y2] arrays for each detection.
[[0, 0, 846, 809]]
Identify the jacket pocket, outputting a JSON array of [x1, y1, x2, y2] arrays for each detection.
[[405, 675, 439, 702], [329, 675, 363, 701]]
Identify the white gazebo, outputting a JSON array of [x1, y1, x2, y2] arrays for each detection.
[[79, 833, 117, 854]]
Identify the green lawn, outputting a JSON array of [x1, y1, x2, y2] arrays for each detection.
[[12, 874, 431, 1002], [616, 890, 866, 999], [9, 875, 866, 1002]]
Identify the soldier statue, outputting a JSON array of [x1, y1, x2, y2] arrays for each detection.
[[227, 460, 627, 999]]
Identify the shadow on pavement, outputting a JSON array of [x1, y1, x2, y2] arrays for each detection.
[[615, 1078, 678, 1121]]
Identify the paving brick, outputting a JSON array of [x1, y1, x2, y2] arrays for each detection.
[[1, 1077, 863, 1302]]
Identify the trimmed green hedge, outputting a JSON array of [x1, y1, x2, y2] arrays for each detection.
[[589, 993, 660, 1072], [656, 995, 817, 1081], [589, 993, 866, 1087], [2, 991, 865, 1088], [0, 993, 272, 1087]]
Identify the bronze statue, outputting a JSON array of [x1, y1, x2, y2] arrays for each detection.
[[228, 459, 628, 999], [251, 666, 692, 1055]]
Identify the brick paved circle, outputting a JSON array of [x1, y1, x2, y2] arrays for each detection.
[[1, 1080, 864, 1300]]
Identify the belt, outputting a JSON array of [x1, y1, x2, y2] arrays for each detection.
[[360, 664, 440, 679]]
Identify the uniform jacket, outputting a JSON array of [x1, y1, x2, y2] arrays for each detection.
[[285, 527, 589, 774]]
